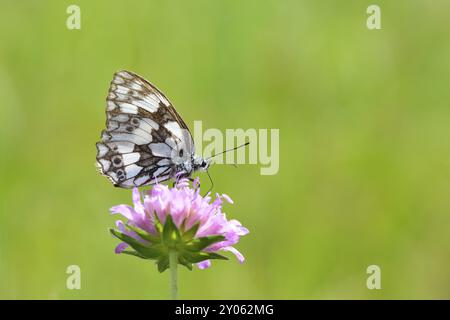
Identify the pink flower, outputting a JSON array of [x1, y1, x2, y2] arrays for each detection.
[[110, 178, 249, 270]]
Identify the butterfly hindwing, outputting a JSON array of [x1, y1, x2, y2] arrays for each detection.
[[96, 70, 195, 188]]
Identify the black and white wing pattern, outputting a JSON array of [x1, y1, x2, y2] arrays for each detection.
[[96, 70, 195, 188]]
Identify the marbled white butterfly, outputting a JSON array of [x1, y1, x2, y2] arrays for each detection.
[[95, 70, 211, 188]]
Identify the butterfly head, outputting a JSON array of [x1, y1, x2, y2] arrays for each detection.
[[193, 155, 211, 172]]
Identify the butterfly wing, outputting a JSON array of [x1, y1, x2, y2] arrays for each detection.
[[96, 70, 195, 188]]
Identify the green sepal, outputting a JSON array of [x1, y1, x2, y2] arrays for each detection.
[[121, 250, 149, 260], [182, 251, 229, 263], [110, 229, 163, 259], [157, 256, 169, 273], [178, 255, 193, 271], [182, 223, 200, 242], [182, 235, 225, 252], [153, 212, 163, 234], [162, 215, 181, 247], [126, 224, 160, 243]]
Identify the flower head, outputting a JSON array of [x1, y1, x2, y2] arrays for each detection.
[[110, 178, 249, 271]]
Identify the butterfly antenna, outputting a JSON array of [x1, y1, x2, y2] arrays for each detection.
[[205, 169, 214, 195], [205, 142, 250, 160]]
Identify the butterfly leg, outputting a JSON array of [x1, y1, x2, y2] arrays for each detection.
[[173, 177, 195, 187], [204, 170, 214, 196]]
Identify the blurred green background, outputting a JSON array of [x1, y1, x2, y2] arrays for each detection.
[[1, 0, 449, 299]]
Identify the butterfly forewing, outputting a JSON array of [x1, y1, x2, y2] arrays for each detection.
[[96, 70, 195, 188]]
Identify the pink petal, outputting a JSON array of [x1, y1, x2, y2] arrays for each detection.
[[110, 205, 135, 220], [193, 177, 200, 188], [229, 220, 250, 236], [197, 260, 211, 269], [222, 246, 245, 263], [115, 242, 128, 254], [222, 194, 234, 204], [176, 178, 189, 188], [132, 187, 140, 205], [116, 220, 126, 232], [132, 188, 145, 214]]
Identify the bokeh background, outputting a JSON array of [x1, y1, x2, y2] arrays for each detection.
[[1, 0, 449, 299]]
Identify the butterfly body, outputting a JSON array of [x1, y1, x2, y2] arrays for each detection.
[[96, 70, 209, 188], [170, 154, 210, 181]]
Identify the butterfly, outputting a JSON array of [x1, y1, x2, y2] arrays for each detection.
[[95, 70, 211, 188]]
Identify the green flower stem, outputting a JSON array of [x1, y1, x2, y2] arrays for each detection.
[[169, 250, 178, 300]]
